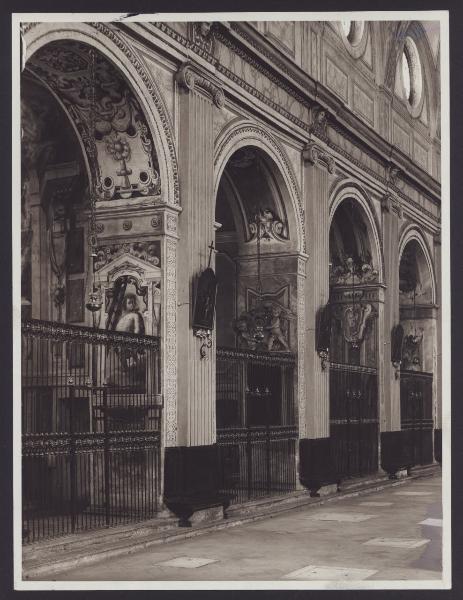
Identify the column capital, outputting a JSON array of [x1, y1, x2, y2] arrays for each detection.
[[381, 192, 403, 218], [302, 140, 336, 174], [176, 61, 225, 108]]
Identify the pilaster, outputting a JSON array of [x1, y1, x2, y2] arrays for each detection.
[[176, 62, 225, 447], [303, 139, 335, 439], [381, 191, 402, 431]]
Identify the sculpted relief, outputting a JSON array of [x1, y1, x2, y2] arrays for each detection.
[[27, 41, 161, 202]]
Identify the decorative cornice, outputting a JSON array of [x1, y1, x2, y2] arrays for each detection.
[[303, 140, 336, 174], [150, 21, 440, 210], [176, 62, 225, 108]]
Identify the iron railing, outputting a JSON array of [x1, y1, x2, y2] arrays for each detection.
[[21, 319, 162, 543], [329, 362, 379, 479], [216, 347, 297, 504], [400, 370, 434, 466]]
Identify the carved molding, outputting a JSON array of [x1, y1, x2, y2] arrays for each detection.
[[94, 240, 161, 272], [303, 140, 336, 174], [297, 266, 307, 437], [151, 21, 440, 218], [176, 62, 225, 108], [165, 237, 178, 446]]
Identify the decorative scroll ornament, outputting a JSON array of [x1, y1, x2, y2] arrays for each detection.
[[248, 208, 288, 242], [334, 302, 373, 349], [176, 62, 225, 108], [330, 256, 378, 285], [302, 140, 336, 174], [381, 192, 403, 218]]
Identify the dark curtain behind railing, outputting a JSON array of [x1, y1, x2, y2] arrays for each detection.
[[216, 347, 297, 504], [400, 370, 434, 467], [21, 319, 162, 544]]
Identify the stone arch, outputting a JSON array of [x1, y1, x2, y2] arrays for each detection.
[[398, 225, 436, 305], [214, 119, 305, 253], [22, 22, 179, 205], [329, 180, 384, 284]]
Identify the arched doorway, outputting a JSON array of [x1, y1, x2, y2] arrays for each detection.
[[398, 237, 435, 466], [21, 40, 165, 542], [328, 196, 381, 479], [214, 146, 299, 504]]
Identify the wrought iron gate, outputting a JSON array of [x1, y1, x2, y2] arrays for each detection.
[[216, 348, 297, 504], [329, 363, 379, 479], [22, 320, 162, 543], [400, 370, 434, 466]]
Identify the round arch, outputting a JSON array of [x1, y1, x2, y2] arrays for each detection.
[[214, 119, 305, 253], [398, 225, 437, 305], [329, 180, 384, 284], [23, 22, 179, 205]]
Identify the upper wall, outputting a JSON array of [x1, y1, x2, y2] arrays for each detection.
[[249, 20, 441, 181]]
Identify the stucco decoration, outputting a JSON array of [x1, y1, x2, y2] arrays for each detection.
[[330, 256, 379, 285], [333, 302, 374, 349], [248, 208, 288, 243], [94, 240, 161, 273], [27, 41, 161, 201]]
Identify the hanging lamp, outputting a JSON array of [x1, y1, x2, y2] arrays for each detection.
[[85, 48, 103, 321]]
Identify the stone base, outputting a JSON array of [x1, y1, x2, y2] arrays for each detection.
[[299, 437, 338, 496], [163, 444, 230, 527]]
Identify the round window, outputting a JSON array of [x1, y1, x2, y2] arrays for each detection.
[[401, 37, 423, 109], [341, 20, 365, 47]]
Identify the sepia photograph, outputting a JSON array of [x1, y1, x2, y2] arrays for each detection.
[[13, 11, 450, 590]]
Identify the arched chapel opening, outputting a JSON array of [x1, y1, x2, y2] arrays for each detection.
[[328, 197, 381, 480], [214, 145, 299, 504], [398, 237, 436, 466], [21, 40, 164, 542]]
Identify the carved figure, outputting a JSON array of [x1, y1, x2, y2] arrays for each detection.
[[234, 317, 257, 350], [116, 294, 145, 335], [266, 306, 289, 351]]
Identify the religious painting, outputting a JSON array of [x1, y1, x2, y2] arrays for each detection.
[[105, 276, 148, 390], [193, 267, 217, 331]]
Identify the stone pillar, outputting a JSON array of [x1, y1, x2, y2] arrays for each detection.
[[302, 140, 335, 440], [299, 140, 337, 495], [433, 233, 442, 430], [381, 192, 402, 432], [163, 62, 228, 521], [175, 62, 225, 448]]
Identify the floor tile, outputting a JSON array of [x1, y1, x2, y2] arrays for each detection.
[[155, 557, 218, 569], [394, 491, 433, 496], [359, 501, 393, 507], [363, 538, 430, 549], [419, 518, 443, 527], [282, 565, 378, 581], [308, 512, 376, 522]]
